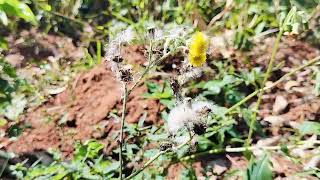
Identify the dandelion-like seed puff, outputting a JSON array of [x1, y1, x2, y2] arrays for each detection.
[[188, 31, 209, 67]]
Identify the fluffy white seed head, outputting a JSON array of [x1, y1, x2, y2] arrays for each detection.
[[167, 100, 213, 134]]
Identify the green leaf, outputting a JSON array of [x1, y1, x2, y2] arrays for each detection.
[[7, 124, 23, 137], [0, 59, 17, 78], [3, 94, 27, 120], [0, 11, 8, 25], [245, 154, 273, 180], [197, 136, 216, 150], [0, 118, 7, 127], [297, 121, 320, 135], [1, 0, 37, 25], [203, 80, 222, 94], [180, 168, 197, 180], [0, 36, 8, 50]]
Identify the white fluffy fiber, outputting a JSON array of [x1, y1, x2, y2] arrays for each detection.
[[167, 101, 213, 134]]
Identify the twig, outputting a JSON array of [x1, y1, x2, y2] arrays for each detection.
[[48, 11, 89, 27], [119, 83, 128, 180], [181, 140, 320, 161], [124, 136, 194, 180]]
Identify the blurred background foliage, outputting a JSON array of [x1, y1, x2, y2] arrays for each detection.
[[1, 0, 319, 43]]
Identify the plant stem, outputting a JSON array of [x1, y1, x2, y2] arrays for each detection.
[[124, 149, 169, 180], [119, 83, 128, 180], [128, 47, 183, 94], [124, 136, 194, 180], [181, 140, 320, 161], [245, 27, 284, 147], [223, 55, 320, 116]]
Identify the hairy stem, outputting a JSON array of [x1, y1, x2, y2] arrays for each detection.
[[124, 136, 194, 180], [128, 46, 184, 94], [246, 27, 284, 147], [181, 140, 320, 161], [119, 44, 184, 178], [119, 83, 128, 180]]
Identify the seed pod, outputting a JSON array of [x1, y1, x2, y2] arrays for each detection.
[[192, 122, 207, 135], [160, 142, 173, 151], [119, 68, 133, 82], [112, 55, 123, 63]]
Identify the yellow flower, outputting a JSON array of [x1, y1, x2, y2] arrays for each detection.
[[188, 32, 208, 67], [189, 53, 206, 67]]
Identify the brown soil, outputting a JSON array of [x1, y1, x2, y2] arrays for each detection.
[[1, 46, 161, 157], [4, 28, 85, 67]]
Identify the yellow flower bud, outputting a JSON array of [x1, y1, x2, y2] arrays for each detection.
[[188, 32, 208, 67]]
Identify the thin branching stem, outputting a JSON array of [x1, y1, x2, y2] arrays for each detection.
[[118, 43, 185, 178], [246, 27, 284, 147], [128, 47, 184, 94], [119, 83, 128, 180], [124, 136, 194, 180], [181, 140, 320, 161]]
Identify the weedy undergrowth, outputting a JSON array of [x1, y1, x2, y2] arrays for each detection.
[[5, 2, 320, 180]]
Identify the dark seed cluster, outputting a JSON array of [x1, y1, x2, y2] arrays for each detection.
[[159, 142, 173, 151], [192, 122, 207, 135], [119, 69, 133, 82]]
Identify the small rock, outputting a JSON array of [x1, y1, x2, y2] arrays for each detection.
[[5, 54, 24, 67], [284, 81, 299, 91], [213, 163, 227, 175], [265, 81, 274, 89], [273, 95, 288, 114], [264, 116, 285, 126], [304, 156, 320, 170]]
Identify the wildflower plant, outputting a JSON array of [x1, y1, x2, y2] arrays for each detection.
[[104, 25, 193, 179]]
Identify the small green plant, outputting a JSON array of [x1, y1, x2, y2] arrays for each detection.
[[10, 140, 119, 179], [245, 153, 273, 180]]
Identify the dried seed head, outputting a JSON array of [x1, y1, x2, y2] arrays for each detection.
[[119, 68, 133, 82], [170, 78, 183, 104], [112, 55, 123, 63], [196, 106, 212, 117], [148, 27, 156, 39], [192, 121, 207, 135], [160, 142, 173, 151], [167, 100, 213, 135], [170, 78, 180, 92]]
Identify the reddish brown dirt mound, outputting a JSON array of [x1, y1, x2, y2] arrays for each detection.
[[2, 46, 162, 157], [4, 65, 121, 157]]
